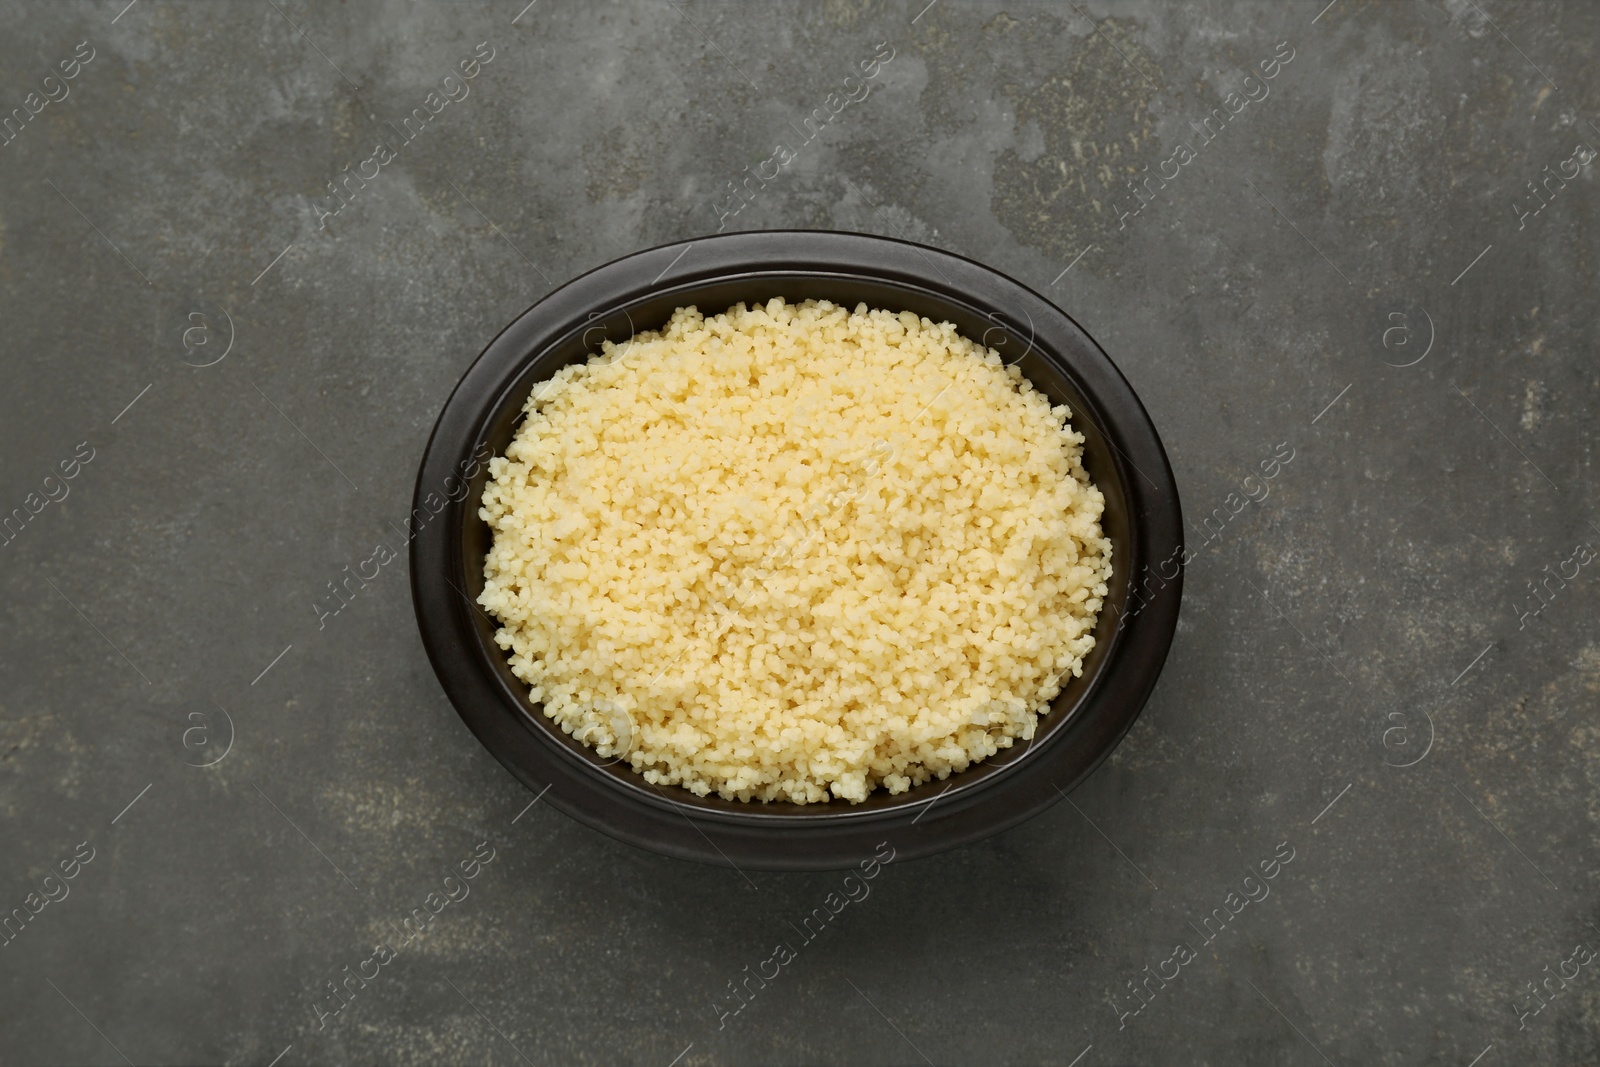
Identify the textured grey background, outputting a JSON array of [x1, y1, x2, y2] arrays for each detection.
[[1, 0, 1597, 1064]]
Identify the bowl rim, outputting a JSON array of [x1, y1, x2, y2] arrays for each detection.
[[410, 229, 1183, 870]]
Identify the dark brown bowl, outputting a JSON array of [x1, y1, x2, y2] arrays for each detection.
[[410, 230, 1182, 871]]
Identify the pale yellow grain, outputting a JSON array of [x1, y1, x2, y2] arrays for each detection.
[[478, 298, 1112, 804]]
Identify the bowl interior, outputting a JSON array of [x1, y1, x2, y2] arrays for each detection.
[[454, 273, 1134, 818]]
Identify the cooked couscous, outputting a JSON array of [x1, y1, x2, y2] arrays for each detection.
[[478, 298, 1111, 803]]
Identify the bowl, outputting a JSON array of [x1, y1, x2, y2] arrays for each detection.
[[410, 230, 1182, 871]]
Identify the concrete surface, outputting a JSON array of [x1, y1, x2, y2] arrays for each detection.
[[1, 1, 1597, 1064]]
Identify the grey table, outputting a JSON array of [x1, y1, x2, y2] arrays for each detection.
[[2, 1, 1596, 1064]]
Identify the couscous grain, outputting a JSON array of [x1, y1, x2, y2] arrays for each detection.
[[478, 298, 1112, 803]]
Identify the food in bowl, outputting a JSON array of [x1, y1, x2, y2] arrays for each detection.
[[477, 298, 1111, 804]]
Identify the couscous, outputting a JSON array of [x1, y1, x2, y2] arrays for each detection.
[[478, 298, 1111, 803]]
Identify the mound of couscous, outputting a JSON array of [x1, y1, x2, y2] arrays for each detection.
[[477, 298, 1111, 804]]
